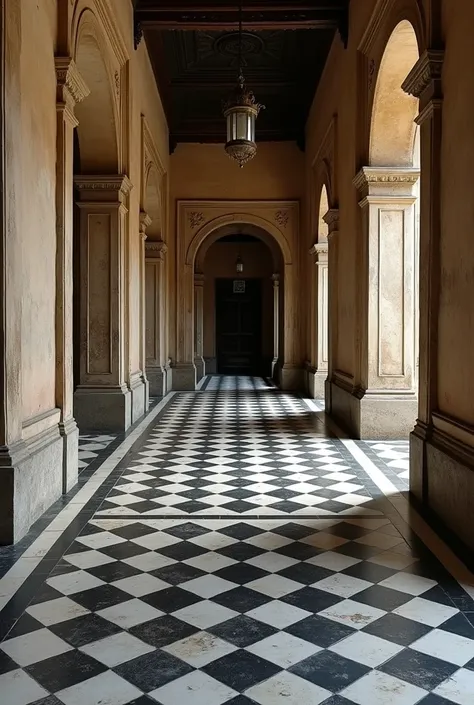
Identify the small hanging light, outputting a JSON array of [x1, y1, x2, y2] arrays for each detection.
[[222, 1, 264, 168], [235, 255, 244, 273]]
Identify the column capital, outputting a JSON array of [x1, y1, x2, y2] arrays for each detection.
[[402, 49, 444, 101], [145, 240, 167, 260], [194, 272, 205, 286], [323, 208, 339, 234], [271, 273, 280, 287], [310, 243, 328, 262], [139, 211, 152, 240], [74, 175, 133, 203], [354, 167, 420, 200], [55, 57, 90, 112]]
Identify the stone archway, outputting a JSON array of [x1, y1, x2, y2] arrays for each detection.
[[353, 19, 421, 438], [174, 201, 301, 391]]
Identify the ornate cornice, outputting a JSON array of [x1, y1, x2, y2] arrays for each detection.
[[55, 57, 90, 106], [353, 167, 420, 191], [74, 175, 133, 196], [145, 240, 167, 259], [322, 208, 339, 233], [402, 50, 444, 99], [310, 243, 328, 259]]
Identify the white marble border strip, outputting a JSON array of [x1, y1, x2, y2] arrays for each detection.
[[0, 393, 177, 611], [342, 439, 474, 600]]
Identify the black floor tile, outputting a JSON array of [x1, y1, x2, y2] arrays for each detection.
[[129, 615, 198, 648], [142, 586, 201, 613], [71, 584, 131, 611], [362, 613, 432, 645], [215, 563, 268, 585], [50, 612, 121, 647], [26, 650, 107, 692], [203, 649, 280, 691], [285, 614, 356, 648], [212, 587, 271, 613], [282, 586, 343, 613], [354, 585, 413, 611], [290, 650, 370, 691], [151, 563, 206, 585], [380, 648, 458, 690], [209, 614, 278, 647], [114, 650, 193, 692]]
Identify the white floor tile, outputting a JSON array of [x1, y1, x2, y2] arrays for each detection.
[[246, 574, 301, 599], [0, 669, 48, 705], [434, 667, 474, 705], [173, 600, 238, 629], [393, 597, 459, 627], [247, 631, 320, 668], [97, 598, 164, 628], [27, 597, 90, 626], [1, 628, 72, 666], [111, 573, 170, 597], [301, 532, 348, 549], [330, 631, 404, 667], [318, 599, 387, 630], [122, 551, 176, 572], [246, 670, 331, 705], [150, 669, 238, 705], [312, 573, 372, 598], [76, 531, 126, 549], [378, 572, 437, 596], [64, 550, 116, 570], [246, 600, 311, 629], [182, 574, 237, 598], [246, 552, 299, 573], [341, 669, 427, 705], [411, 628, 474, 666], [80, 631, 155, 667], [47, 570, 104, 595], [163, 630, 237, 667], [56, 670, 142, 705], [307, 551, 361, 572], [184, 552, 237, 573]]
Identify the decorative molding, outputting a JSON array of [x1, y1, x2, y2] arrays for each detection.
[[310, 243, 329, 259], [93, 0, 129, 66], [402, 49, 444, 98], [194, 273, 205, 286], [323, 208, 340, 233], [275, 210, 289, 228], [55, 57, 90, 105], [114, 69, 120, 96], [188, 211, 206, 229], [353, 166, 420, 191], [139, 210, 152, 236], [74, 174, 133, 196], [145, 240, 167, 259], [368, 58, 376, 89]]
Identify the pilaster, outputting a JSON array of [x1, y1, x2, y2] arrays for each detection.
[[73, 175, 133, 432], [323, 209, 339, 413], [308, 243, 328, 399], [351, 167, 419, 438], [194, 273, 206, 383], [145, 239, 167, 396], [271, 274, 280, 381]]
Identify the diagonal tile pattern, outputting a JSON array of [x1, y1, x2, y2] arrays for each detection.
[[0, 376, 473, 705]]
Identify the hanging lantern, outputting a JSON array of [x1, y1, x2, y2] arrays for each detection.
[[235, 254, 244, 273], [222, 3, 264, 168]]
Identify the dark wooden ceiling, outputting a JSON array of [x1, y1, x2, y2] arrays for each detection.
[[134, 2, 349, 149]]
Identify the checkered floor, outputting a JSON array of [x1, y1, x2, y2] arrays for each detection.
[[78, 435, 117, 472], [1, 376, 473, 705]]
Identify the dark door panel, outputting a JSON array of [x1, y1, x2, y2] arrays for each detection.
[[216, 279, 262, 375]]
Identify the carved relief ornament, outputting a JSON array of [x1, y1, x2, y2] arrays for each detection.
[[402, 50, 444, 99], [55, 57, 90, 107], [187, 211, 206, 229], [275, 209, 289, 228], [145, 241, 168, 260]]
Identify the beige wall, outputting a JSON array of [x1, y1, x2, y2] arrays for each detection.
[[169, 142, 305, 363], [202, 241, 275, 361]]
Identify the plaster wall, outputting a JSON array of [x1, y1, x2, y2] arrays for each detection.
[[20, 2, 58, 422], [202, 241, 275, 363]]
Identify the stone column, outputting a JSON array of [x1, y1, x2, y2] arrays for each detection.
[[55, 58, 89, 490], [324, 209, 340, 412], [139, 212, 150, 411], [309, 243, 328, 398], [194, 273, 205, 382], [271, 274, 280, 379], [73, 175, 133, 433], [402, 52, 444, 502], [145, 240, 167, 396], [353, 167, 420, 438]]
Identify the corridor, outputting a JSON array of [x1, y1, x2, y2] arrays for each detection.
[[0, 377, 473, 705]]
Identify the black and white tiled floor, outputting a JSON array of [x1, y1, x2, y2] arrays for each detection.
[[1, 376, 473, 705], [78, 435, 117, 472]]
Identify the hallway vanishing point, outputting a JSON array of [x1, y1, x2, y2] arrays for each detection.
[[1, 377, 473, 705]]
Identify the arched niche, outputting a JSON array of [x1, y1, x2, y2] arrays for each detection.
[[370, 20, 420, 167], [144, 164, 162, 239], [318, 184, 330, 242], [72, 9, 119, 173]]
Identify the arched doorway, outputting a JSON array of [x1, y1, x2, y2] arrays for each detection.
[[195, 230, 282, 381], [354, 19, 421, 439], [71, 11, 133, 433]]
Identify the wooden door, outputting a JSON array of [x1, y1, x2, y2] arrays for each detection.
[[215, 278, 262, 375]]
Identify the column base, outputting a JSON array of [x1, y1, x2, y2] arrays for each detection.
[[194, 356, 205, 383], [147, 365, 166, 397], [410, 420, 474, 552], [59, 417, 79, 493], [74, 385, 132, 433], [130, 372, 147, 424], [0, 425, 63, 544], [171, 363, 197, 391], [306, 365, 327, 399], [280, 364, 304, 391], [330, 380, 417, 438]]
